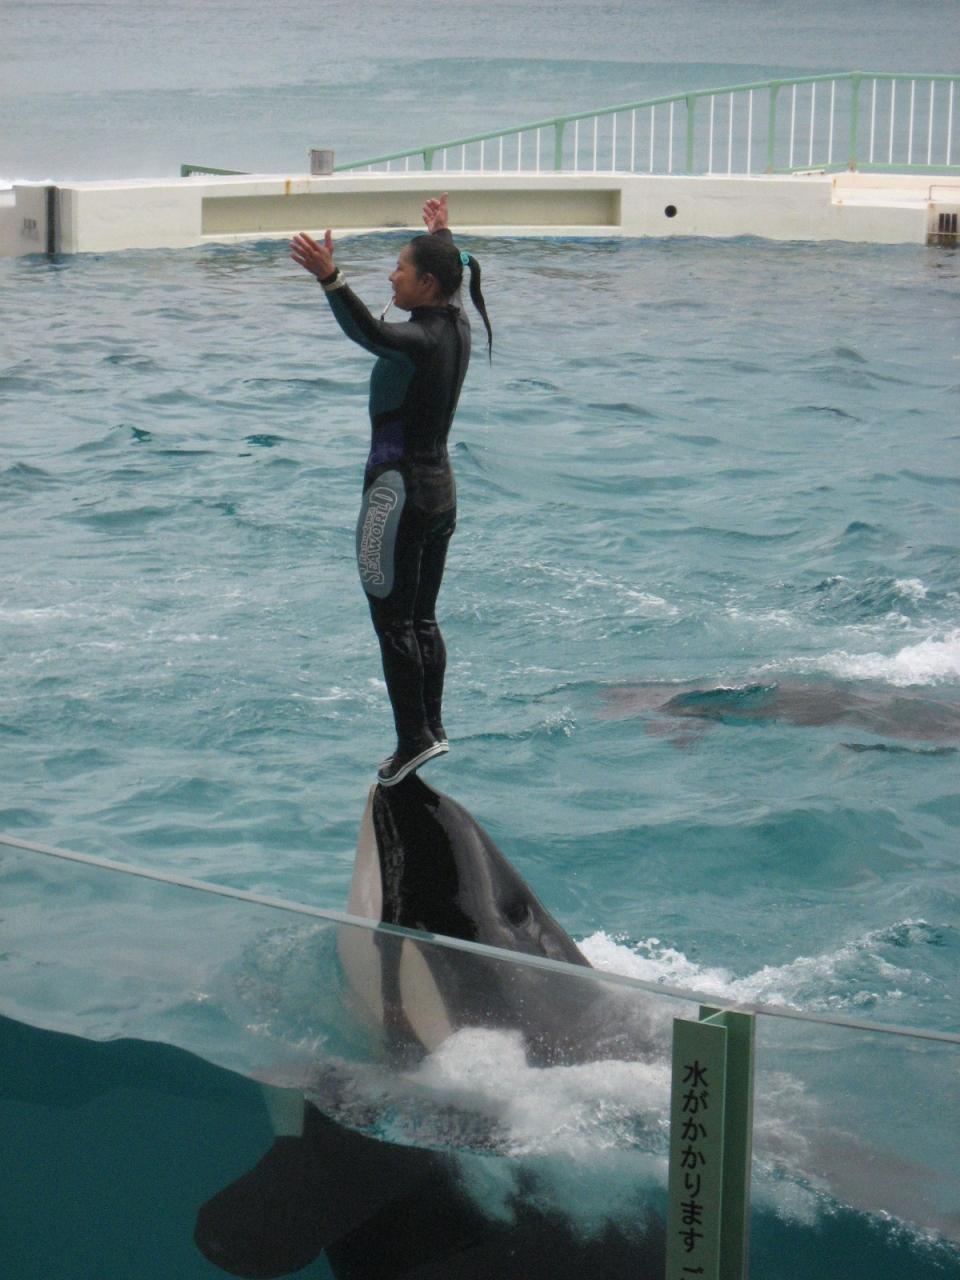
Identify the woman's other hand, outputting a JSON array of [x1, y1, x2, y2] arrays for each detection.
[[422, 193, 449, 234], [291, 229, 335, 279]]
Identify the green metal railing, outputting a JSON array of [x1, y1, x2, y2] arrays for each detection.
[[182, 71, 959, 181], [180, 164, 247, 177], [336, 72, 959, 177]]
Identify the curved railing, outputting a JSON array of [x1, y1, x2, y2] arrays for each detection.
[[184, 71, 958, 179], [336, 72, 959, 177]]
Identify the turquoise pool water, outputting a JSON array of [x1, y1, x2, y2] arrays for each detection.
[[3, 233, 959, 1275], [2, 233, 958, 1032]]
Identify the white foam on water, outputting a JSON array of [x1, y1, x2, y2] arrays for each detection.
[[724, 605, 801, 629], [520, 559, 679, 619], [399, 1023, 824, 1230], [894, 578, 929, 602], [405, 1026, 671, 1234], [770, 629, 960, 687], [578, 926, 921, 1013], [573, 932, 952, 1227], [0, 605, 78, 623], [410, 1026, 670, 1160], [580, 931, 734, 992], [820, 630, 960, 686]]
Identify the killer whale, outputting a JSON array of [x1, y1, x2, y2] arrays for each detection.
[[195, 778, 666, 1278], [338, 775, 604, 1067], [601, 676, 960, 747], [195, 1098, 666, 1279], [348, 775, 590, 963]]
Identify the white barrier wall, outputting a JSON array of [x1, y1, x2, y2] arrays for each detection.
[[1, 184, 51, 258], [2, 170, 957, 258]]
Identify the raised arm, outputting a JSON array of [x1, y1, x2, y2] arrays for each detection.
[[422, 192, 451, 236], [290, 229, 336, 280], [290, 229, 434, 363]]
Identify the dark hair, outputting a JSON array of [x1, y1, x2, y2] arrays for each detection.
[[407, 233, 493, 360]]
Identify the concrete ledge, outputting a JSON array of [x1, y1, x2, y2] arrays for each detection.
[[3, 170, 959, 258], [201, 185, 621, 236]]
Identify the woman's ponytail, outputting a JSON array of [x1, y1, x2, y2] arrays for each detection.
[[462, 254, 493, 362]]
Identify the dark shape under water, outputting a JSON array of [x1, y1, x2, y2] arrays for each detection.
[[4, 1013, 952, 1280], [195, 1100, 664, 1279], [601, 677, 960, 745]]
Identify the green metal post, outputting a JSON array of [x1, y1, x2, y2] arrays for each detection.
[[423, 148, 434, 172], [666, 1007, 755, 1280], [766, 82, 781, 172], [701, 1008, 755, 1280], [553, 121, 565, 171], [685, 95, 697, 173], [847, 72, 862, 171], [667, 1015, 726, 1279]]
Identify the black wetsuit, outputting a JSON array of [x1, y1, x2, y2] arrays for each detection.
[[322, 256, 471, 749]]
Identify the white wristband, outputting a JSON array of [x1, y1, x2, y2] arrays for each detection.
[[321, 270, 347, 293]]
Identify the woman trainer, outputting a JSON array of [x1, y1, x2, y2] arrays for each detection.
[[291, 194, 492, 785]]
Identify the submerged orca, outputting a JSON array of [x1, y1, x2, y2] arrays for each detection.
[[601, 677, 960, 749], [195, 777, 665, 1279]]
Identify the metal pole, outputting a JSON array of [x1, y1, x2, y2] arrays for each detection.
[[927, 82, 935, 166], [708, 94, 715, 172], [650, 106, 655, 174], [847, 73, 862, 171], [686, 94, 697, 173], [45, 186, 60, 257], [728, 93, 734, 174], [666, 1007, 755, 1280], [747, 90, 753, 173], [766, 82, 780, 172]]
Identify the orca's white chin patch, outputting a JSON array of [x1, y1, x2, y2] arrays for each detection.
[[346, 785, 383, 922], [339, 786, 454, 1054]]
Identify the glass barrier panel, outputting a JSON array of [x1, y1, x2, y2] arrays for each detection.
[[1, 838, 687, 1278], [2, 836, 957, 1279], [749, 1012, 959, 1279]]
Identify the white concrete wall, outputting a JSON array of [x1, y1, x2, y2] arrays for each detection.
[[1, 184, 50, 257], [2, 170, 957, 258], [58, 181, 204, 253], [619, 173, 931, 243], [0, 190, 17, 258]]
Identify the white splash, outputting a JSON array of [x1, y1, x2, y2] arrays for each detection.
[[407, 1026, 671, 1234], [410, 1026, 671, 1160], [769, 629, 960, 687], [813, 629, 960, 686], [577, 925, 925, 1013]]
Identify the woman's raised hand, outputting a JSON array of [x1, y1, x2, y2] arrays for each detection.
[[422, 193, 449, 234], [290, 229, 335, 279]]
